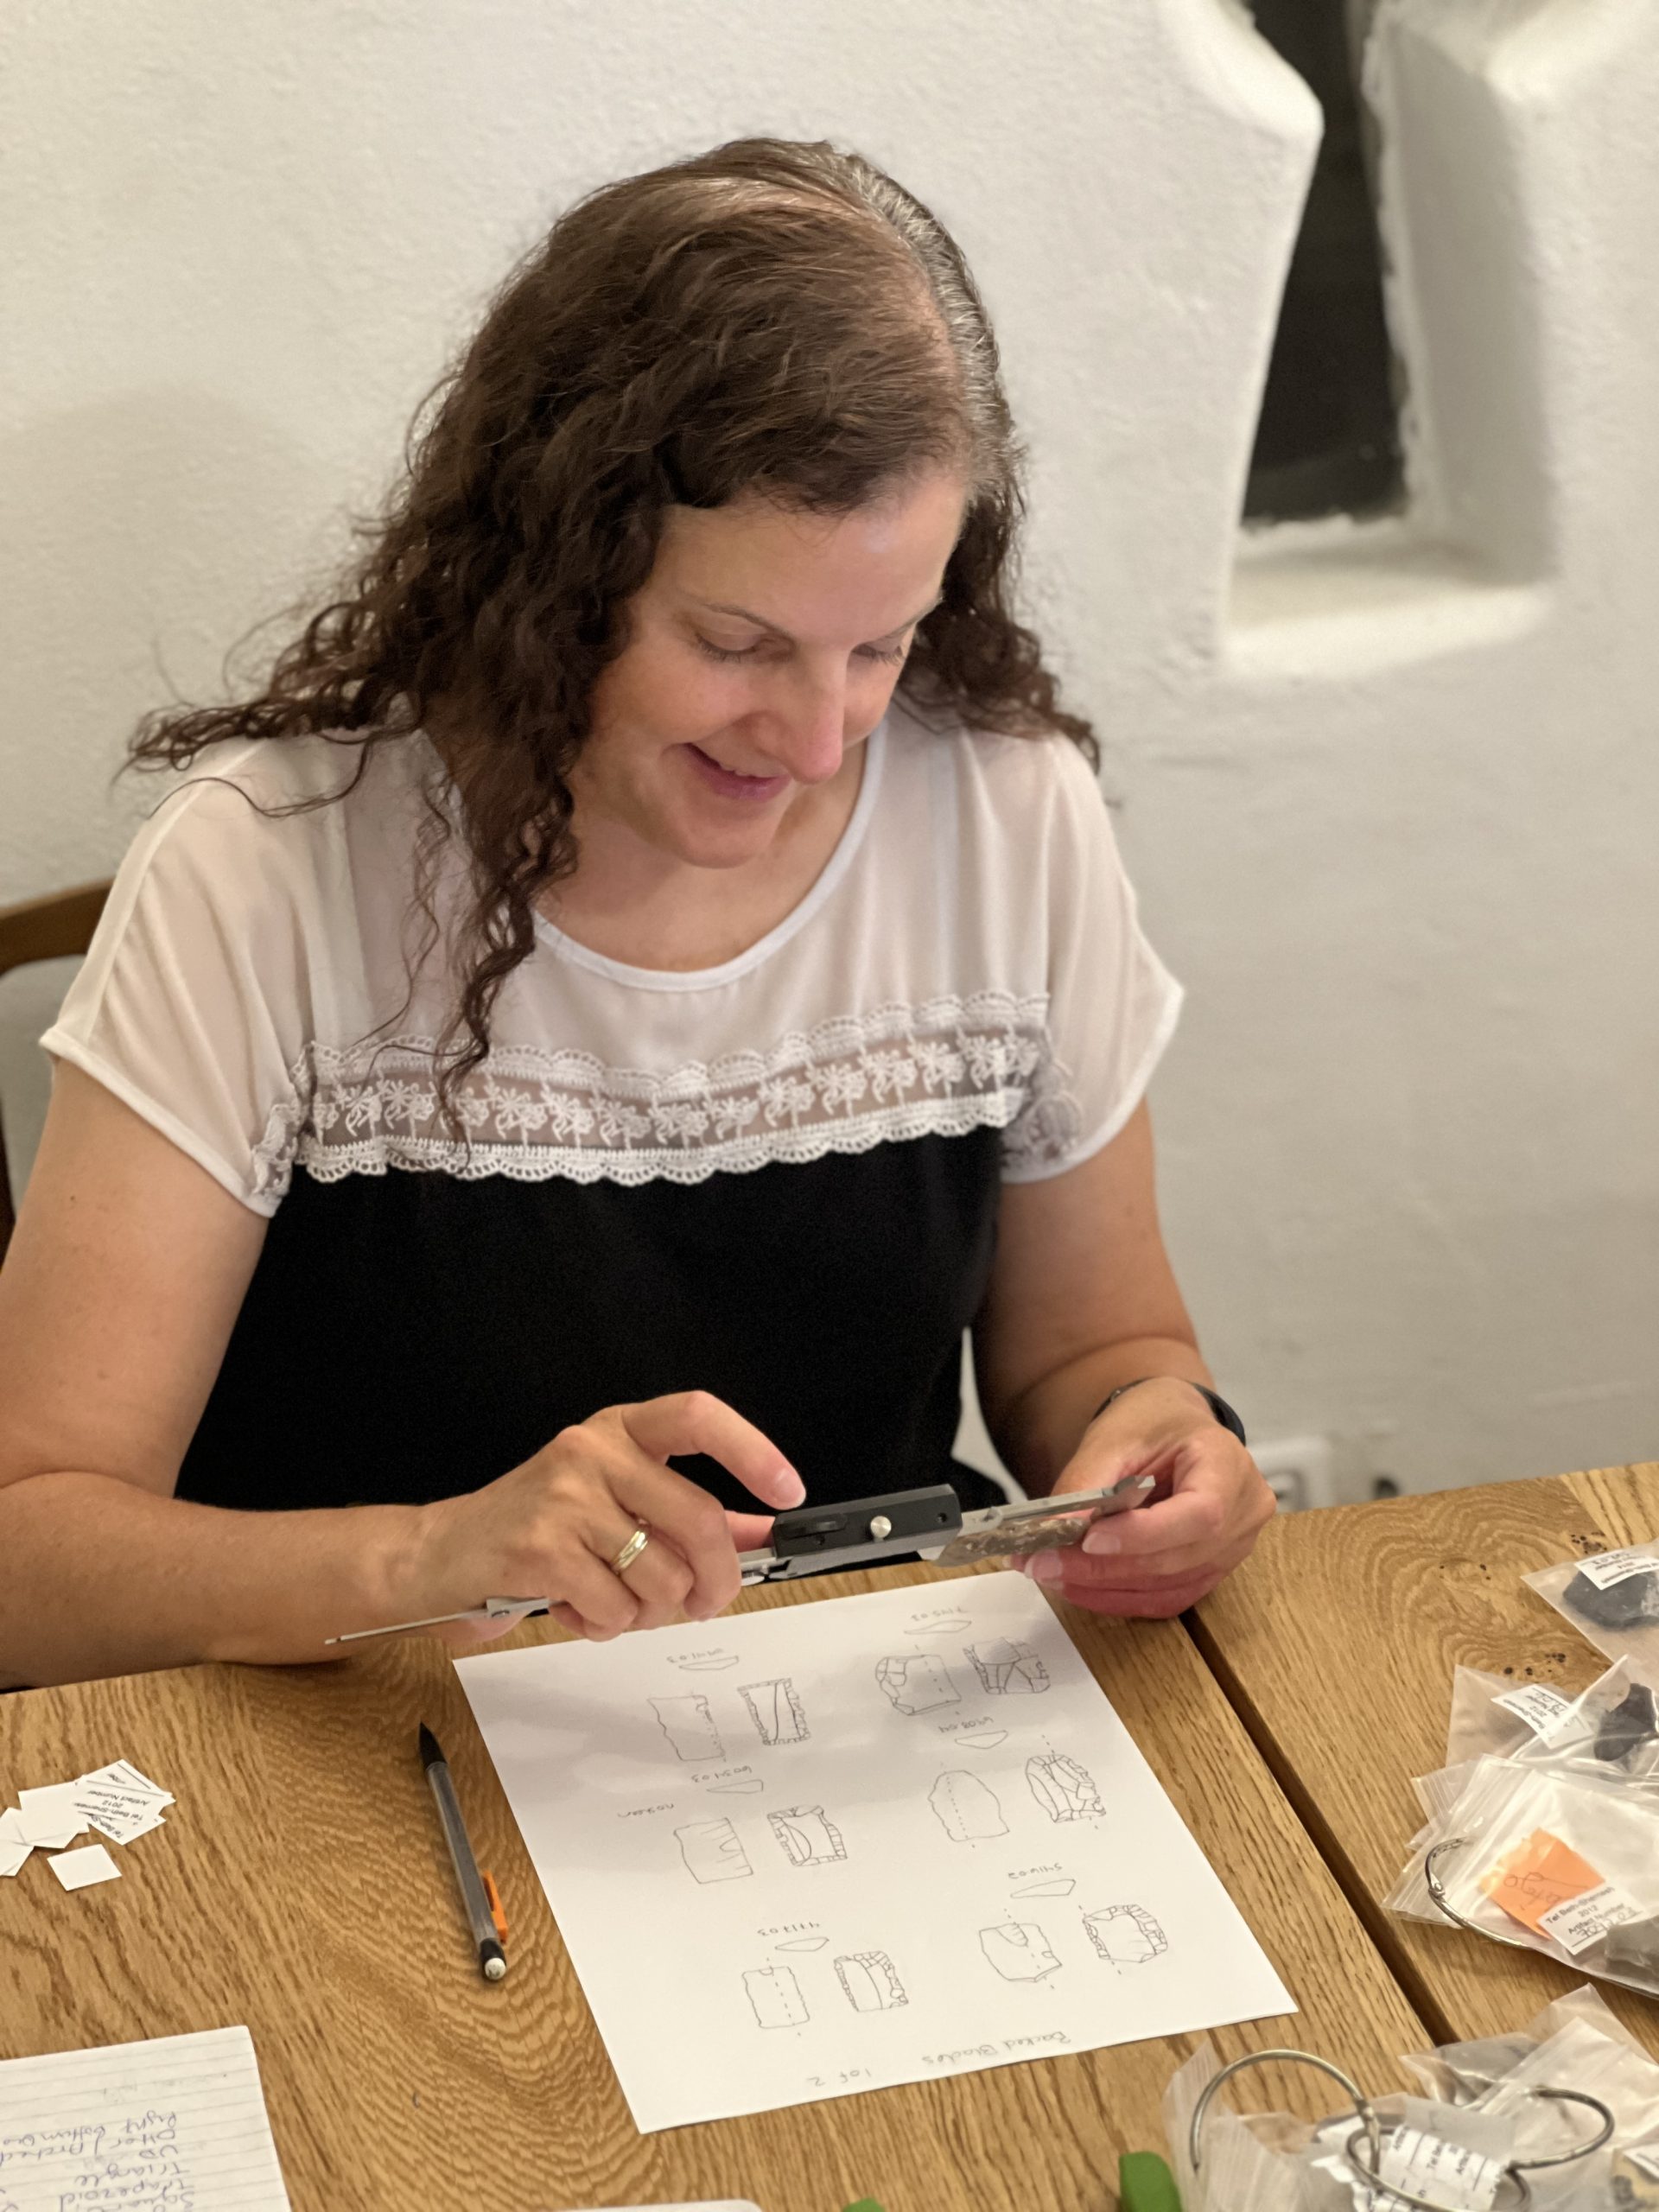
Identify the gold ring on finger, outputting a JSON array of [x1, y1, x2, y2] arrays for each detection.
[[612, 1524, 652, 1577]]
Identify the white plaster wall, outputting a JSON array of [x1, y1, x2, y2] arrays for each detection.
[[2, 0, 1655, 1494]]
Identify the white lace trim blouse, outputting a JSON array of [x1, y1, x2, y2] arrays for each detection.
[[43, 701, 1182, 1215]]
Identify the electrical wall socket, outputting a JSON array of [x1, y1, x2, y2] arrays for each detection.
[[1250, 1433, 1340, 1513]]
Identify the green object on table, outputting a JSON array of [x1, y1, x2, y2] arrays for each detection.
[[841, 2202, 887, 2211], [1118, 2151, 1182, 2210]]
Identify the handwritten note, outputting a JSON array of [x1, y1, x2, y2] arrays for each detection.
[[0, 2026, 290, 2211]]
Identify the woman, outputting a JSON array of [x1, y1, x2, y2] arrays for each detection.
[[0, 137, 1272, 1687]]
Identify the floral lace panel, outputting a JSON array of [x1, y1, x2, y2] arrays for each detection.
[[249, 992, 1084, 1198]]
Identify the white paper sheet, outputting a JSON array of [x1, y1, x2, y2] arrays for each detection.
[[458, 1573, 1293, 2132], [0, 2025, 291, 2209]]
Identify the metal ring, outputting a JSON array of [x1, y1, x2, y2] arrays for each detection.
[[1344, 2123, 1532, 2210], [1510, 2088, 1616, 2171], [1424, 1837, 1541, 1953], [1340, 2088, 1611, 2206], [1188, 2047, 1380, 2175], [611, 1524, 652, 1576]]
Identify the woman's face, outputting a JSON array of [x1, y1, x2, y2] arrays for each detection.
[[576, 467, 966, 871]]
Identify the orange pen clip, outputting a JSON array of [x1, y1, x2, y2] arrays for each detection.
[[480, 1868, 508, 1947]]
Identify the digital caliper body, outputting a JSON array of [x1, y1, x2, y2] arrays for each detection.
[[323, 1474, 1156, 1643]]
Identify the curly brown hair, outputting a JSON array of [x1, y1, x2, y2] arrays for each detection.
[[130, 136, 1096, 1096]]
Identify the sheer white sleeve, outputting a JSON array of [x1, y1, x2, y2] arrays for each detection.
[[41, 772, 322, 1215], [998, 741, 1182, 1182]]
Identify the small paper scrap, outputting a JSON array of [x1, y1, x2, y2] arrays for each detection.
[[1538, 1878, 1642, 1957], [1492, 1684, 1579, 1739], [48, 1844, 121, 1891], [1478, 1827, 1604, 1936], [16, 1783, 89, 1849], [0, 1758, 173, 1887], [1578, 1549, 1659, 1592], [1377, 2128, 1503, 2212], [72, 1761, 174, 1845]]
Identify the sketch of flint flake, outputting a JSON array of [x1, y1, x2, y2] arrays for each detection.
[[1013, 1877, 1077, 1899], [956, 1731, 1007, 1750], [1027, 1751, 1103, 1822], [675, 1818, 752, 1884], [979, 1922, 1062, 1982], [744, 1965, 809, 2028], [768, 1806, 847, 1867], [651, 1694, 724, 1763], [836, 1951, 908, 2012], [673, 1653, 739, 1672], [774, 1936, 829, 1954], [741, 1677, 810, 1745], [875, 1654, 959, 1715], [929, 1770, 1008, 1843], [707, 1777, 764, 1795], [965, 1640, 1051, 1696], [1084, 1905, 1168, 1967]]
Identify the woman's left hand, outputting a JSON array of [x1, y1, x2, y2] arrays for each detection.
[[1021, 1378, 1275, 1618]]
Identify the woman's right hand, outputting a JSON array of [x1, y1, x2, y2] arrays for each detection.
[[402, 1391, 803, 1645]]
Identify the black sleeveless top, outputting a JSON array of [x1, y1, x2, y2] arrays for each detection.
[[181, 1132, 1007, 1515]]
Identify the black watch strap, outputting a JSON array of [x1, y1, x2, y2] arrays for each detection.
[[1090, 1376, 1247, 1447]]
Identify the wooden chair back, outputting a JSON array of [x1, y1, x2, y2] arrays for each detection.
[[0, 881, 110, 1256]]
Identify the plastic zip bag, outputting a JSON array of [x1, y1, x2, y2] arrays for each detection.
[[1524, 1537, 1659, 1669], [1443, 1667, 1584, 1766], [1166, 1986, 1649, 2209], [1387, 1749, 1659, 1994], [1443, 1658, 1659, 1789]]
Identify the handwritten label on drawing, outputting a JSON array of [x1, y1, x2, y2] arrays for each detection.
[[1008, 1866, 1062, 1881], [936, 1716, 995, 1735], [696, 1766, 757, 1788], [618, 1802, 675, 1820], [758, 1922, 823, 1938], [923, 2032, 1068, 2067], [1538, 1879, 1642, 1955], [1578, 1549, 1659, 1591]]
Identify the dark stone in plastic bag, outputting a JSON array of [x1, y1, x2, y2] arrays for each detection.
[[1594, 1682, 1659, 1765], [1605, 1911, 1659, 1980], [1565, 1565, 1659, 1629]]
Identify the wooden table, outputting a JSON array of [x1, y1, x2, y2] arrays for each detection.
[[0, 1562, 1426, 2212], [1192, 1459, 1659, 2057]]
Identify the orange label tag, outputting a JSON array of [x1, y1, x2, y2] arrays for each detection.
[[1478, 1827, 1604, 1935]]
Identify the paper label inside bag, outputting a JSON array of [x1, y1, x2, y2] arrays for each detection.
[[1493, 1684, 1578, 1737], [1479, 1827, 1604, 1934], [1538, 1878, 1642, 1955], [1377, 2128, 1503, 2211], [1578, 1548, 1659, 1591]]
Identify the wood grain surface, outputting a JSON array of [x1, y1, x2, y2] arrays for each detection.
[[1192, 1460, 1659, 2057], [0, 1562, 1427, 2212]]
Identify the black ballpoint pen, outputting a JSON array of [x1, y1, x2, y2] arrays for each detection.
[[418, 1724, 507, 1982]]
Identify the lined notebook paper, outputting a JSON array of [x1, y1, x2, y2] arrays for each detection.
[[0, 2025, 290, 2209]]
